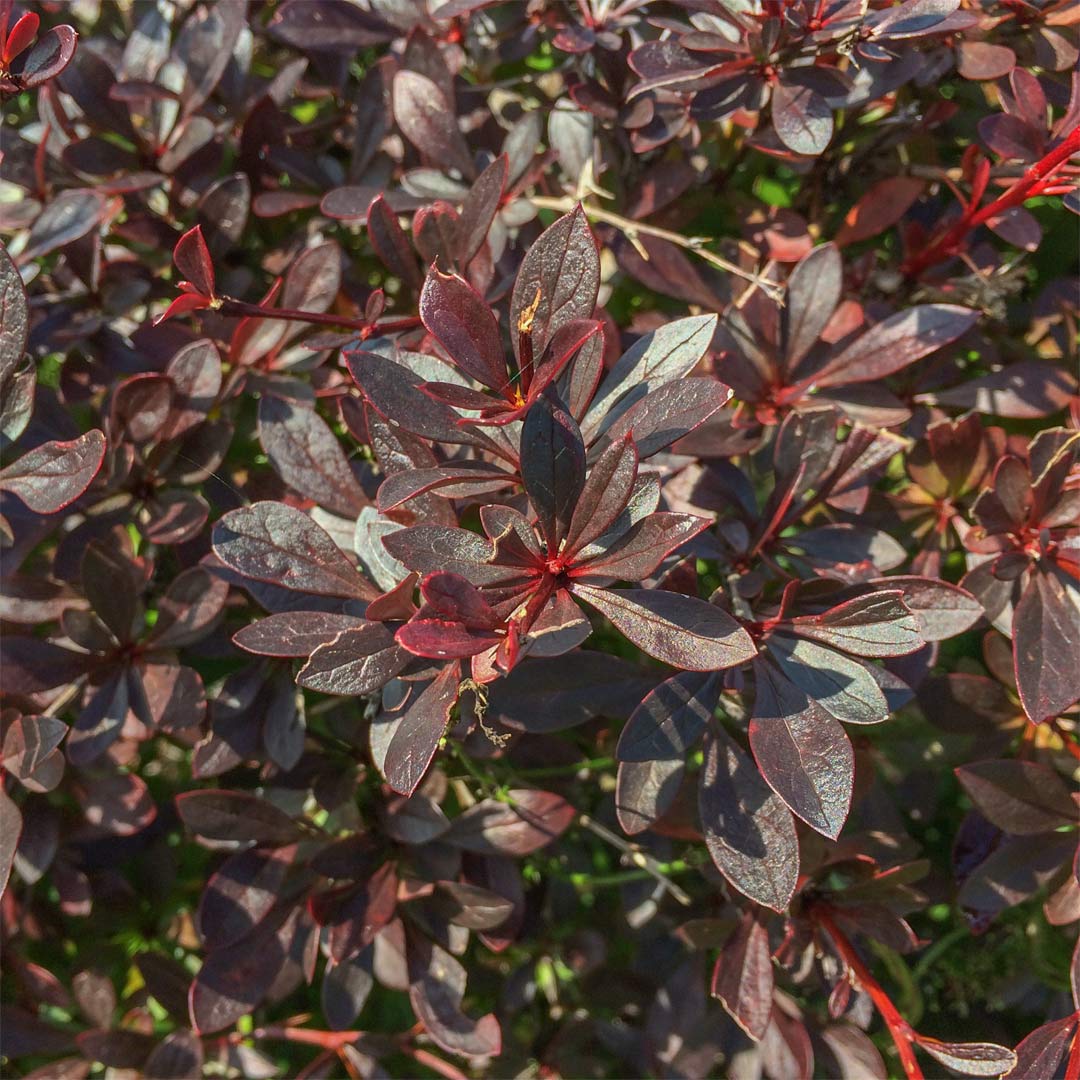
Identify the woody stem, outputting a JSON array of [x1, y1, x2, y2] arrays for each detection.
[[217, 297, 422, 336], [902, 123, 1080, 278], [814, 909, 925, 1080]]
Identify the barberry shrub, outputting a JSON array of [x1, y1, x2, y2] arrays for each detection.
[[1, 0, 1078, 1077]]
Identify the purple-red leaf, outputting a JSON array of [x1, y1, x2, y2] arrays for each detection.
[[955, 760, 1076, 835], [444, 790, 575, 855], [912, 1034, 1016, 1077], [172, 225, 215, 297], [750, 661, 854, 839], [380, 664, 460, 796], [510, 205, 599, 361], [297, 624, 408, 696], [1013, 566, 1080, 724], [175, 791, 302, 846], [212, 502, 376, 601], [419, 268, 506, 390], [0, 430, 105, 513], [573, 584, 756, 671], [521, 391, 586, 551], [616, 670, 717, 762], [698, 729, 799, 911], [258, 397, 368, 519], [393, 70, 474, 178], [233, 612, 369, 658], [711, 910, 774, 1040], [815, 305, 978, 387], [198, 846, 296, 951]]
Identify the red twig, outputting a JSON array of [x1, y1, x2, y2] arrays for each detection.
[[1066, 1023, 1080, 1080], [1049, 717, 1080, 762], [218, 297, 422, 338], [815, 909, 925, 1080], [902, 124, 1080, 278]]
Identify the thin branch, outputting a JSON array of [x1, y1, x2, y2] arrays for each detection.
[[530, 195, 786, 305], [577, 812, 693, 906], [815, 909, 925, 1080], [902, 124, 1080, 278]]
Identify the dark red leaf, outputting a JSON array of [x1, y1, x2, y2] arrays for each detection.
[[20, 24, 76, 88], [772, 79, 833, 156], [787, 592, 922, 657], [573, 584, 756, 671], [616, 757, 685, 835], [782, 243, 842, 370], [297, 624, 408, 696], [0, 430, 105, 513], [323, 948, 374, 1031], [835, 177, 926, 246], [521, 391, 586, 550], [956, 40, 1016, 80], [380, 664, 461, 796], [456, 155, 507, 265], [815, 305, 978, 387], [1006, 1014, 1078, 1079], [419, 268, 506, 390], [233, 612, 369, 658], [1014, 566, 1080, 724], [444, 790, 575, 855], [750, 661, 854, 839], [698, 729, 799, 911], [711, 910, 774, 1040], [393, 70, 474, 178], [366, 195, 423, 292], [600, 377, 733, 459], [212, 502, 376, 601], [175, 791, 301, 846], [955, 760, 1076, 835], [563, 436, 638, 557], [584, 314, 718, 436], [510, 205, 599, 361], [407, 939, 501, 1059], [172, 225, 215, 297], [616, 670, 718, 762], [912, 1034, 1016, 1077], [189, 908, 290, 1034], [257, 397, 368, 519], [575, 512, 709, 582], [142, 1031, 203, 1080]]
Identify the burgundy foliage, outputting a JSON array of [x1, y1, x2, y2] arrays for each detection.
[[0, 1, 1077, 1078]]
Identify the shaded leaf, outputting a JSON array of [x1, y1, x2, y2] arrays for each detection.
[[698, 729, 799, 911]]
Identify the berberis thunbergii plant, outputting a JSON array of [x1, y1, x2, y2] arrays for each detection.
[[1, 0, 1078, 1077]]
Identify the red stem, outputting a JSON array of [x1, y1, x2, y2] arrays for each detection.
[[1066, 1024, 1080, 1080], [219, 297, 422, 338], [815, 909, 925, 1080], [1050, 717, 1080, 762], [902, 124, 1080, 278]]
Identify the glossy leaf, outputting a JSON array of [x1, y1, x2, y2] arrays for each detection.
[[258, 397, 368, 519], [419, 269, 506, 390], [212, 502, 376, 600], [1013, 567, 1080, 724], [616, 670, 717, 762], [0, 431, 106, 513], [520, 391, 586, 550], [510, 206, 599, 360], [444, 790, 575, 855], [750, 661, 854, 839], [698, 729, 799, 911], [573, 585, 756, 671]]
